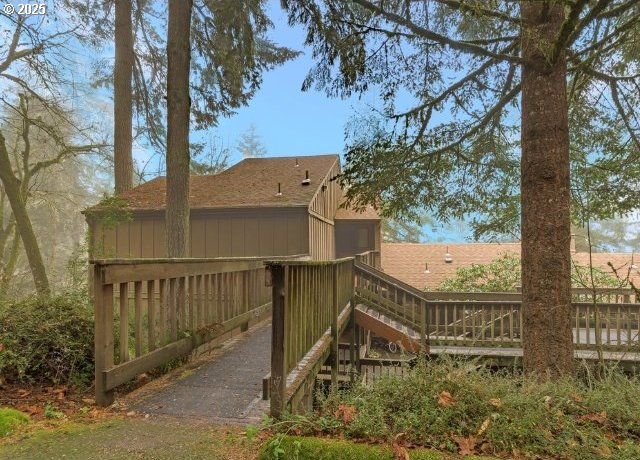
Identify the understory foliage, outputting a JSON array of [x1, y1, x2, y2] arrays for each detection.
[[270, 359, 640, 459], [0, 291, 94, 388], [438, 253, 623, 292]]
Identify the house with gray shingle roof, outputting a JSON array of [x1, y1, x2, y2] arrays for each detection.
[[85, 154, 381, 260]]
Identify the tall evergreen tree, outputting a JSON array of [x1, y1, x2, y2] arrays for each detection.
[[113, 0, 134, 194], [283, 0, 640, 377], [166, 0, 193, 258]]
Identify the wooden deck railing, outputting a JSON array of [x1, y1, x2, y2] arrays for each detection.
[[354, 250, 381, 269], [92, 256, 297, 406], [572, 287, 637, 304], [267, 258, 355, 417], [354, 259, 640, 352], [355, 259, 429, 351]]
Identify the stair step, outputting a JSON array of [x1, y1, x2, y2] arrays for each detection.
[[355, 304, 422, 353]]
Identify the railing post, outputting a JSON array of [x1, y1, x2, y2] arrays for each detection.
[[349, 294, 356, 384], [269, 264, 286, 418], [331, 263, 339, 392], [94, 264, 115, 406], [420, 299, 428, 354]]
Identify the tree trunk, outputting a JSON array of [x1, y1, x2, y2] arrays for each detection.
[[520, 2, 573, 378], [166, 0, 192, 258], [114, 0, 134, 194], [0, 226, 21, 299], [0, 132, 50, 296]]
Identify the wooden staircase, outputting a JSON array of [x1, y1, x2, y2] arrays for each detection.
[[354, 304, 422, 353], [353, 260, 523, 352], [354, 260, 429, 353]]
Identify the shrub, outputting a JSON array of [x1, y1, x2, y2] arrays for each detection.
[[0, 291, 94, 388]]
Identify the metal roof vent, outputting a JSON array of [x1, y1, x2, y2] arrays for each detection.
[[424, 262, 430, 274], [275, 182, 282, 196], [301, 170, 311, 186], [295, 158, 299, 167], [444, 246, 453, 263]]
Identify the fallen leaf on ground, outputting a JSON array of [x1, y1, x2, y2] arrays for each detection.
[[452, 435, 476, 456], [477, 416, 491, 436], [334, 404, 357, 424], [392, 433, 410, 460], [480, 442, 492, 454], [393, 443, 410, 460], [488, 398, 502, 408], [20, 404, 41, 416], [438, 391, 456, 407]]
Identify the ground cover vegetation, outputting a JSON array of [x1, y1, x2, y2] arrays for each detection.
[[266, 359, 640, 459], [0, 408, 28, 438]]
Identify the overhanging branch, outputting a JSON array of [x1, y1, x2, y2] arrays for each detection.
[[351, 0, 523, 64]]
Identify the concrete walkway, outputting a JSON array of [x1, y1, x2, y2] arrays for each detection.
[[128, 321, 271, 424]]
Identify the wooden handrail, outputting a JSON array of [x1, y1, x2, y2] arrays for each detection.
[[269, 257, 355, 417], [355, 259, 430, 302], [355, 258, 640, 352], [93, 256, 280, 406]]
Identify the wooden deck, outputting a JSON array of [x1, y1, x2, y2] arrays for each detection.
[[91, 250, 640, 418]]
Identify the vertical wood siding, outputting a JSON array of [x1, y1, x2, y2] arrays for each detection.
[[92, 208, 310, 259], [308, 159, 341, 260]]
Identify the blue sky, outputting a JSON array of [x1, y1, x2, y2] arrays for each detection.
[[214, 3, 380, 164], [210, 3, 471, 242]]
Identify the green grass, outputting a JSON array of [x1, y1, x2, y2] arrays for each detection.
[[0, 408, 29, 437], [258, 435, 494, 460]]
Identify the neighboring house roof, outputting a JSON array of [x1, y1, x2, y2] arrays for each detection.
[[92, 154, 339, 211], [335, 197, 380, 220], [381, 242, 640, 290], [382, 242, 521, 290]]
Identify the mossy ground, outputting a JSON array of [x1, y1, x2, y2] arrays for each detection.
[[0, 416, 263, 460], [0, 414, 501, 460], [258, 435, 495, 460], [0, 408, 29, 437]]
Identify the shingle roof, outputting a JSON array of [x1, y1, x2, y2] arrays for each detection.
[[382, 242, 521, 290], [107, 155, 339, 211], [381, 242, 640, 290]]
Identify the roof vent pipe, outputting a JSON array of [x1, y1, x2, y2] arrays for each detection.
[[275, 182, 282, 196], [302, 170, 311, 186], [295, 158, 299, 167], [444, 245, 453, 263]]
